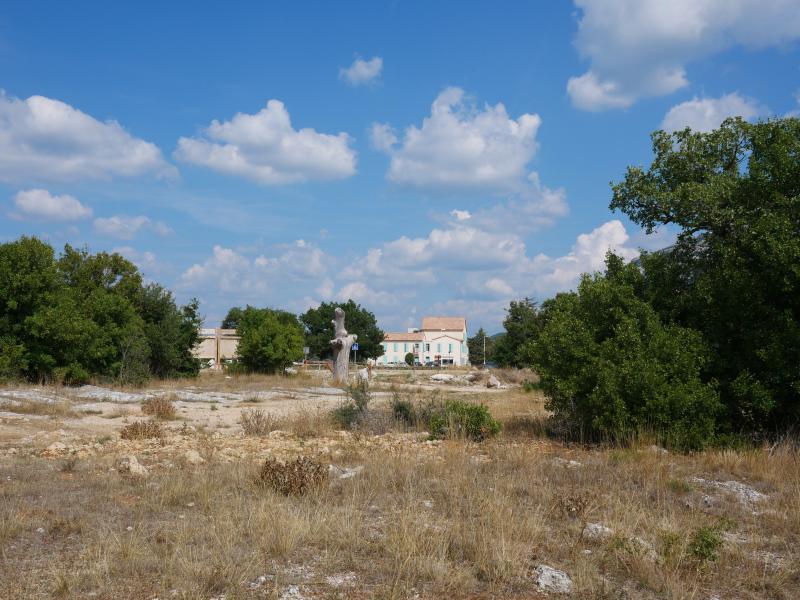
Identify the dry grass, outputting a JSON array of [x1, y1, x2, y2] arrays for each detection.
[[1, 434, 797, 599], [119, 420, 164, 440], [0, 399, 78, 419], [140, 396, 177, 420], [238, 408, 278, 436]]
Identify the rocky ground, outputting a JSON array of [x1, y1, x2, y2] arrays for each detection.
[[0, 371, 798, 599]]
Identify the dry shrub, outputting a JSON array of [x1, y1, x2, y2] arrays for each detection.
[[238, 408, 277, 436], [120, 420, 164, 440], [257, 456, 328, 495], [141, 396, 177, 420], [0, 399, 77, 419]]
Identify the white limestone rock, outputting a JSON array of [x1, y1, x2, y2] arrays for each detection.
[[535, 564, 573, 594]]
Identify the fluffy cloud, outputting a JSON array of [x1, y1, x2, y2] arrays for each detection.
[[339, 56, 383, 86], [93, 215, 172, 240], [12, 188, 92, 221], [568, 0, 800, 110], [112, 246, 162, 274], [0, 92, 174, 182], [661, 93, 762, 132], [174, 100, 356, 185], [376, 87, 541, 191], [179, 240, 329, 296]]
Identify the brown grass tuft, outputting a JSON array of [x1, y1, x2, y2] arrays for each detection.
[[120, 419, 164, 439], [141, 396, 177, 420], [238, 408, 277, 436], [257, 456, 328, 495]]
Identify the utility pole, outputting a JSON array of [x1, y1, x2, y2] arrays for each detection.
[[483, 331, 486, 366]]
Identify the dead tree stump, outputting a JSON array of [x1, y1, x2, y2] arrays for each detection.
[[330, 307, 357, 384]]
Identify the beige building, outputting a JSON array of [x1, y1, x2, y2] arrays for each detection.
[[193, 328, 240, 369], [380, 316, 469, 366]]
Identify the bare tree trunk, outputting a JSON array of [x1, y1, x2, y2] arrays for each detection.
[[330, 307, 357, 384]]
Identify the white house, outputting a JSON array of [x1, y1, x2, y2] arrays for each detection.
[[380, 316, 469, 366]]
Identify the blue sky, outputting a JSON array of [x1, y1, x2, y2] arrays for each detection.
[[1, 1, 799, 333]]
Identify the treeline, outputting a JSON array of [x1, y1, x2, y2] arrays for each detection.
[[485, 117, 800, 449], [221, 299, 384, 373], [0, 237, 201, 384]]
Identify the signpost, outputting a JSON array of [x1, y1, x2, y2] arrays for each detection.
[[352, 342, 359, 363]]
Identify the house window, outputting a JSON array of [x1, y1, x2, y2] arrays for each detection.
[[437, 343, 441, 352], [448, 343, 452, 353], [425, 343, 430, 351], [382, 343, 387, 352], [404, 343, 408, 352], [393, 343, 398, 352], [414, 343, 419, 351]]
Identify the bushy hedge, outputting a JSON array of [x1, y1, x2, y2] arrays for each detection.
[[426, 399, 501, 442]]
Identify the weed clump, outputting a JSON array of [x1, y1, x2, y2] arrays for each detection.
[[332, 380, 371, 429], [238, 409, 277, 436], [120, 420, 164, 440], [141, 396, 177, 420], [257, 456, 328, 495], [391, 394, 416, 426], [689, 525, 724, 564], [427, 399, 501, 441]]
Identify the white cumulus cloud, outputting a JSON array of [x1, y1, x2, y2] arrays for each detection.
[[174, 100, 357, 185], [661, 93, 762, 132], [93, 215, 173, 240], [12, 188, 92, 221], [378, 87, 541, 191], [568, 0, 800, 110], [339, 56, 383, 86], [0, 92, 174, 182]]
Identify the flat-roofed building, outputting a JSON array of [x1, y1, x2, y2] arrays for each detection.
[[193, 328, 240, 369]]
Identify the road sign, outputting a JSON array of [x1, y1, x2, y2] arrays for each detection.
[[352, 343, 359, 351]]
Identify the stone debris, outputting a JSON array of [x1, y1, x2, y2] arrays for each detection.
[[583, 522, 613, 541], [325, 572, 356, 587], [647, 445, 669, 455], [552, 457, 583, 469], [117, 455, 148, 477], [329, 464, 364, 479], [184, 449, 205, 465], [690, 477, 767, 506], [279, 585, 306, 599], [430, 373, 456, 383], [487, 374, 505, 388], [535, 564, 573, 594], [248, 574, 274, 589]]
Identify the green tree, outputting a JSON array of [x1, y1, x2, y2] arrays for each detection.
[[138, 285, 201, 378], [404, 352, 415, 366], [300, 300, 384, 360], [611, 116, 800, 432], [531, 254, 721, 450], [221, 306, 245, 330], [467, 327, 494, 365], [492, 298, 543, 367], [236, 307, 305, 373]]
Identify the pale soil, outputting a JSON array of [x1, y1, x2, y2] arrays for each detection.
[[0, 370, 798, 599]]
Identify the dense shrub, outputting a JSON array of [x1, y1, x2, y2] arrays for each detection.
[[530, 256, 721, 451], [141, 397, 177, 420], [238, 409, 278, 436], [257, 456, 328, 495], [332, 380, 371, 429], [120, 420, 164, 440], [426, 399, 501, 442], [391, 394, 416, 425]]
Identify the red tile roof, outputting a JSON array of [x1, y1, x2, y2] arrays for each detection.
[[384, 332, 424, 341], [420, 316, 466, 331]]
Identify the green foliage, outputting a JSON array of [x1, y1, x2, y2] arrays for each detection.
[[221, 306, 245, 330], [0, 236, 200, 384], [467, 327, 494, 365], [426, 399, 501, 442], [492, 298, 543, 367], [332, 380, 371, 429], [530, 255, 721, 450], [391, 394, 416, 425], [611, 116, 800, 433], [688, 525, 724, 564], [300, 300, 384, 360], [404, 351, 414, 366], [236, 307, 304, 373]]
